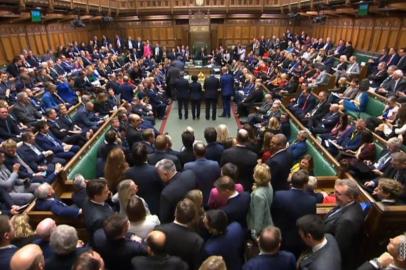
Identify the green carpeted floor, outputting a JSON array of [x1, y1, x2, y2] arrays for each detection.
[[159, 103, 239, 150]]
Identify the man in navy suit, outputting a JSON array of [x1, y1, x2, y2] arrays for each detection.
[[266, 134, 293, 191], [204, 72, 220, 120], [184, 142, 220, 206], [156, 159, 197, 223], [175, 75, 190, 120], [120, 76, 135, 103], [243, 226, 296, 270], [123, 143, 163, 215], [272, 170, 317, 258], [309, 103, 341, 135], [288, 130, 308, 163], [73, 102, 103, 131], [204, 127, 224, 164], [219, 67, 234, 118], [34, 183, 81, 218], [0, 106, 21, 142], [216, 176, 250, 228], [35, 121, 79, 161], [288, 84, 316, 120]]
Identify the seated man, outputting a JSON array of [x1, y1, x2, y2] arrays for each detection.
[[289, 83, 317, 119], [35, 121, 79, 161], [73, 101, 103, 131], [0, 105, 21, 142], [288, 130, 308, 163], [12, 91, 43, 127], [373, 178, 405, 205], [0, 215, 18, 270], [34, 183, 81, 218], [3, 139, 61, 185], [309, 103, 340, 135]]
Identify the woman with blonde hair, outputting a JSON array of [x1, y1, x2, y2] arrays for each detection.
[[247, 160, 273, 238], [185, 189, 205, 232], [11, 214, 36, 247], [127, 194, 160, 239], [216, 124, 233, 149], [104, 147, 128, 193], [267, 116, 282, 134]]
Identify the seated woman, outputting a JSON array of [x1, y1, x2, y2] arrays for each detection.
[[373, 178, 405, 205], [266, 116, 282, 135], [320, 114, 352, 144], [341, 79, 369, 113], [288, 154, 314, 182], [127, 194, 160, 240]]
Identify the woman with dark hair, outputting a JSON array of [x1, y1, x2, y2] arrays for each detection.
[[320, 114, 352, 145], [203, 210, 245, 270], [190, 75, 203, 120], [104, 147, 129, 193], [127, 194, 160, 239], [376, 105, 406, 143]]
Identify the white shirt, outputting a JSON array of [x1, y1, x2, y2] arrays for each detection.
[[312, 237, 328, 253]]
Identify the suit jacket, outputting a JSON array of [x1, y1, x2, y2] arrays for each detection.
[[320, 112, 340, 130], [120, 82, 135, 102], [0, 187, 13, 215], [205, 142, 224, 163], [204, 222, 246, 270], [156, 222, 204, 270], [387, 78, 406, 94], [184, 158, 220, 205], [299, 234, 341, 270], [310, 100, 330, 122], [397, 55, 406, 73], [82, 199, 114, 236], [73, 108, 100, 130], [124, 164, 163, 215], [221, 146, 258, 191], [0, 117, 20, 141], [288, 140, 308, 163], [190, 81, 203, 101], [221, 192, 250, 228], [45, 248, 88, 270], [159, 171, 197, 223], [166, 66, 180, 85], [92, 229, 147, 270], [35, 132, 64, 154], [315, 71, 330, 86], [17, 143, 49, 171], [12, 102, 42, 125], [204, 76, 220, 99], [220, 73, 234, 96], [243, 251, 296, 270], [132, 255, 188, 270], [337, 127, 363, 151], [147, 150, 181, 171], [324, 202, 364, 270], [35, 198, 80, 218], [126, 125, 143, 149], [247, 184, 274, 237], [272, 189, 317, 257], [266, 149, 293, 191], [175, 78, 190, 99]]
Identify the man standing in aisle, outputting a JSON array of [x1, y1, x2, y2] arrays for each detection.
[[219, 67, 234, 118]]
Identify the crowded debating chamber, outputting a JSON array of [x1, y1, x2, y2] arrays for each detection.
[[0, 0, 406, 269]]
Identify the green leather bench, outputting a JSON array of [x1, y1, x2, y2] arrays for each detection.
[[289, 120, 337, 176], [347, 94, 386, 120], [67, 127, 110, 180]]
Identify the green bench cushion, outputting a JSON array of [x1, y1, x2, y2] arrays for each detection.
[[290, 121, 336, 176], [67, 127, 110, 180]]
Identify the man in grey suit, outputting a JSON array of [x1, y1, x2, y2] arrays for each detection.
[[309, 65, 330, 89], [297, 214, 341, 270]]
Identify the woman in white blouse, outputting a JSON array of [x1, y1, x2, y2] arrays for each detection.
[[127, 194, 160, 239]]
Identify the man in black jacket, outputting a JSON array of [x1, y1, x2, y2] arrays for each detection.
[[131, 230, 188, 270], [156, 159, 197, 223], [204, 72, 220, 120], [301, 91, 330, 127], [156, 199, 204, 270], [175, 76, 190, 120]]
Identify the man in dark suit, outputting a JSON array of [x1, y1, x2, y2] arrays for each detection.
[[134, 37, 144, 59], [266, 133, 293, 191], [272, 171, 317, 258], [204, 127, 224, 164], [153, 43, 164, 63], [289, 84, 317, 122], [92, 214, 147, 270], [397, 48, 406, 73], [243, 226, 296, 270], [148, 135, 181, 171], [156, 159, 197, 223], [324, 178, 364, 270], [124, 143, 163, 215], [301, 91, 330, 126], [220, 129, 257, 191], [309, 103, 341, 135], [175, 75, 190, 120], [357, 233, 406, 270], [156, 199, 204, 270], [297, 214, 341, 270], [73, 102, 102, 131], [131, 230, 188, 270], [120, 76, 135, 102], [82, 179, 114, 237], [35, 121, 79, 161], [184, 142, 220, 206], [12, 92, 43, 127], [34, 183, 81, 218], [126, 114, 144, 149], [204, 72, 220, 120], [166, 62, 181, 99], [215, 176, 250, 228], [219, 67, 234, 118], [0, 106, 20, 142]]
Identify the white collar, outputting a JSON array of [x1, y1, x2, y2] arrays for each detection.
[[312, 237, 328, 253], [90, 200, 105, 206], [228, 191, 239, 200], [174, 221, 188, 228]]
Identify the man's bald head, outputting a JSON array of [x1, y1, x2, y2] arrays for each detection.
[[35, 218, 56, 240], [146, 230, 166, 256], [236, 129, 249, 145], [10, 244, 44, 270]]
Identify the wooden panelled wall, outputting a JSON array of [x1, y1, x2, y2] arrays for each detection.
[[306, 17, 406, 52], [0, 23, 92, 65], [1, 16, 405, 65]]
